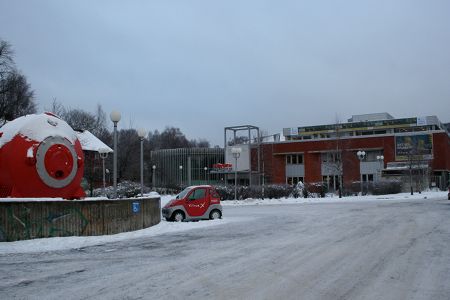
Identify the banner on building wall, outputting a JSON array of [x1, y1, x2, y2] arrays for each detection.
[[416, 116, 427, 126], [395, 134, 433, 161]]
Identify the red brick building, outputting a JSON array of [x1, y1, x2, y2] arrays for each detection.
[[249, 113, 449, 191]]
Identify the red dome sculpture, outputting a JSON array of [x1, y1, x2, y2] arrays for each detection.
[[0, 113, 85, 199]]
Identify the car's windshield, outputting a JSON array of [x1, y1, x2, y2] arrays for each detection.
[[176, 187, 192, 199]]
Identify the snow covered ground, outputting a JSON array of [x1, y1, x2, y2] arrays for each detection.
[[0, 190, 446, 254], [0, 191, 449, 299]]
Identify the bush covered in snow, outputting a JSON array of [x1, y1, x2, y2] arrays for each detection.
[[91, 181, 152, 198], [372, 180, 403, 195], [264, 185, 293, 199], [215, 184, 302, 200], [347, 180, 403, 195], [301, 182, 328, 198]]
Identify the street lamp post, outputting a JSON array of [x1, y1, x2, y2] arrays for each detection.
[[357, 150, 366, 196], [98, 148, 109, 196], [376, 155, 384, 181], [152, 165, 156, 190], [231, 147, 242, 200], [110, 111, 121, 198], [179, 165, 183, 188], [137, 128, 147, 197], [204, 166, 208, 184]]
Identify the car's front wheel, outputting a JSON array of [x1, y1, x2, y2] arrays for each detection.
[[209, 209, 222, 220], [172, 211, 185, 222]]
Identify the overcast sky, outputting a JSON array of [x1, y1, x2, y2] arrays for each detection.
[[1, 0, 449, 146]]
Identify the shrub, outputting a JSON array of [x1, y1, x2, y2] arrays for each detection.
[[215, 184, 293, 200], [91, 181, 151, 198], [214, 185, 235, 200], [372, 180, 402, 195], [264, 184, 293, 199], [304, 182, 327, 198]]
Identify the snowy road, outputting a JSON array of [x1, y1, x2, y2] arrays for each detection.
[[1, 195, 450, 299]]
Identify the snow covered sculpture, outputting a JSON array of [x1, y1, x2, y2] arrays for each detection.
[[0, 113, 85, 199]]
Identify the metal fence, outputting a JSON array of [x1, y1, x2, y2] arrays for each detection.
[[151, 148, 224, 188]]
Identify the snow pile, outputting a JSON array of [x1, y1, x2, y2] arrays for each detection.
[[0, 113, 77, 148], [221, 190, 448, 206]]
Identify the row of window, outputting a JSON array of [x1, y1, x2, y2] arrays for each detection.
[[286, 175, 345, 189], [287, 125, 439, 141], [287, 174, 375, 187], [286, 151, 384, 164], [287, 177, 304, 185], [286, 154, 303, 165]]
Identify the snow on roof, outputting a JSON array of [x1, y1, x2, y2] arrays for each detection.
[[76, 130, 113, 153], [0, 113, 77, 148], [0, 114, 112, 153]]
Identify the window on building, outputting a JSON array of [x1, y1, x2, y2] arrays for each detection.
[[287, 177, 304, 185], [286, 154, 303, 165], [322, 152, 340, 163], [374, 130, 387, 135], [362, 174, 374, 182], [364, 150, 384, 162], [322, 175, 341, 190]]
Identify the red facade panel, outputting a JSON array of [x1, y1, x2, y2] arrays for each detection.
[[342, 151, 360, 185], [304, 152, 321, 182], [432, 133, 450, 170]]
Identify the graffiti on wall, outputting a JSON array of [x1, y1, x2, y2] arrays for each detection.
[[0, 205, 89, 242]]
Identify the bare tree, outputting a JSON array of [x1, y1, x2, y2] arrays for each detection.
[[58, 103, 108, 137], [0, 71, 36, 125], [48, 97, 66, 117], [190, 138, 210, 148], [0, 39, 14, 80], [323, 118, 346, 197], [406, 140, 431, 195], [63, 108, 97, 131], [227, 135, 249, 146], [0, 39, 36, 125], [117, 129, 141, 181]]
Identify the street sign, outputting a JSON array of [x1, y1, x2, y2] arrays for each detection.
[[132, 202, 140, 213]]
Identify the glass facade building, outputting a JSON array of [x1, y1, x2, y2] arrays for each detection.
[[151, 148, 224, 188]]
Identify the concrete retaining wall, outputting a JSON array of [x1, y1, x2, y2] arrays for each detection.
[[0, 197, 161, 242]]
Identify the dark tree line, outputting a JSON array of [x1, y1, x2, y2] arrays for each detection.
[[0, 39, 36, 125]]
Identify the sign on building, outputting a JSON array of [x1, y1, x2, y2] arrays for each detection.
[[395, 134, 433, 161], [416, 116, 428, 126]]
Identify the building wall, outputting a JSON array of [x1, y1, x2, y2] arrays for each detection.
[[258, 132, 449, 188], [432, 132, 450, 170]]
